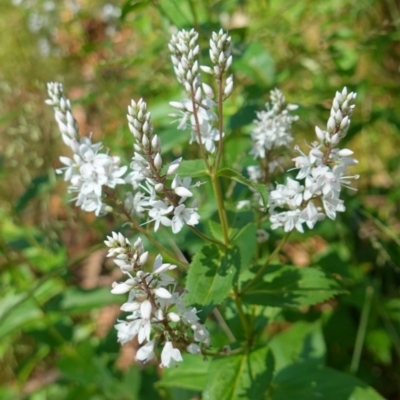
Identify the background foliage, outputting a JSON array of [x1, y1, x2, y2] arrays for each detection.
[[0, 0, 399, 398]]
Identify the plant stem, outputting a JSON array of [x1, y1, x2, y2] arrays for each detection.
[[213, 307, 236, 343], [134, 223, 189, 269], [233, 290, 250, 340], [240, 232, 291, 294], [215, 78, 224, 171], [210, 171, 230, 245], [187, 0, 199, 31], [189, 225, 226, 248], [350, 285, 374, 374], [190, 86, 210, 170]]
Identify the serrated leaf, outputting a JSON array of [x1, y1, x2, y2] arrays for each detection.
[[186, 244, 240, 307], [269, 363, 385, 400], [242, 265, 346, 308], [156, 354, 208, 391], [203, 346, 274, 400], [217, 167, 267, 207]]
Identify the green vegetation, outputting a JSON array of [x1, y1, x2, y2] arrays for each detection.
[[0, 0, 399, 399]]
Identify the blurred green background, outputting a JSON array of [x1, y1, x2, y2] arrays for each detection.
[[0, 0, 399, 399]]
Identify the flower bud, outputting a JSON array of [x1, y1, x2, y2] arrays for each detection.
[[174, 186, 193, 197], [154, 153, 162, 169]]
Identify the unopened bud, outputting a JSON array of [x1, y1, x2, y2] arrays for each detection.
[[154, 153, 162, 169]]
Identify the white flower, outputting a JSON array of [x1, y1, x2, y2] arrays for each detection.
[[160, 341, 183, 368], [136, 341, 155, 362], [171, 204, 200, 233], [115, 320, 141, 345], [148, 201, 174, 231]]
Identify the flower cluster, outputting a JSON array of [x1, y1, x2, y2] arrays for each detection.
[[125, 98, 200, 233], [248, 89, 298, 181], [106, 232, 210, 367], [169, 29, 233, 153], [46, 82, 127, 215], [268, 87, 358, 233]]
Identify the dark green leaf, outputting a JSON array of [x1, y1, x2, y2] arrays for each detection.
[[242, 265, 346, 308], [186, 244, 240, 307], [269, 363, 385, 400]]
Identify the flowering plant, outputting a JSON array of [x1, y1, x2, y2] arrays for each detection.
[[46, 27, 383, 399]]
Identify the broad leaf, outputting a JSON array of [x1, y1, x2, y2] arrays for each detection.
[[269, 363, 385, 400], [0, 278, 64, 339], [233, 42, 275, 86], [217, 167, 267, 207], [242, 265, 346, 308], [269, 321, 326, 371], [231, 222, 257, 271], [162, 159, 209, 178], [203, 346, 274, 400], [186, 244, 240, 307], [60, 287, 120, 313], [156, 354, 208, 391]]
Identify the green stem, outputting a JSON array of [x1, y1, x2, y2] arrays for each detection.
[[190, 86, 210, 170], [215, 78, 225, 171], [189, 225, 226, 248], [241, 232, 291, 294], [187, 0, 199, 30], [213, 307, 236, 343], [134, 223, 189, 269], [210, 172, 230, 245], [234, 291, 250, 340], [350, 286, 374, 373]]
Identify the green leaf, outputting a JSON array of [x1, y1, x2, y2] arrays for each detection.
[[0, 279, 64, 339], [186, 244, 240, 307], [365, 329, 392, 365], [231, 222, 257, 271], [156, 354, 208, 391], [233, 43, 275, 86], [269, 363, 385, 400], [217, 168, 267, 207], [162, 159, 209, 178], [242, 265, 346, 308], [60, 287, 120, 313], [57, 342, 114, 389], [120, 0, 151, 20], [269, 321, 326, 371], [203, 346, 274, 400]]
